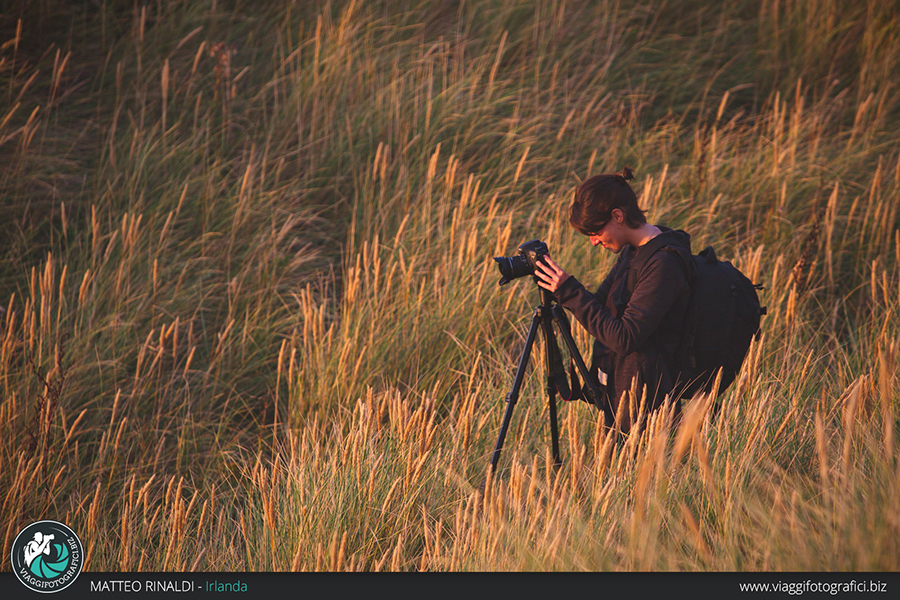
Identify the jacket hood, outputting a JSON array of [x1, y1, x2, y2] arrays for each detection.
[[613, 225, 692, 266], [649, 225, 692, 254]]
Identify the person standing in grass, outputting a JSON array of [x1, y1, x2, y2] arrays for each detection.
[[534, 167, 695, 433]]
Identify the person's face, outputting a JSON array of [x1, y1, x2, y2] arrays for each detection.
[[588, 209, 626, 253]]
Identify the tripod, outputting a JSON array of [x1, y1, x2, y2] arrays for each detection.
[[488, 285, 612, 475]]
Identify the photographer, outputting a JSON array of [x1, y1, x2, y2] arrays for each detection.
[[534, 167, 694, 433]]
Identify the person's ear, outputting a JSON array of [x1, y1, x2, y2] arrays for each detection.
[[612, 208, 623, 224]]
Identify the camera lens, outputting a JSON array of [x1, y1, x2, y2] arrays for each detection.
[[493, 254, 532, 285]]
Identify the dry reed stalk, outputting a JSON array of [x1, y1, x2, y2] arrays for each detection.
[[389, 533, 404, 571], [878, 344, 896, 463], [485, 30, 507, 103], [815, 412, 830, 490], [840, 377, 863, 477]]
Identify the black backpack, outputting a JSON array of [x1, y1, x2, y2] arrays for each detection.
[[627, 240, 766, 399]]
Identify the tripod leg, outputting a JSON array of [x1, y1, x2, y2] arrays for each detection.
[[546, 381, 561, 468], [552, 304, 614, 427], [541, 309, 562, 469], [488, 307, 542, 475]]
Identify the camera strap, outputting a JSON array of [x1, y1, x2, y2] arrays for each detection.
[[546, 325, 585, 402]]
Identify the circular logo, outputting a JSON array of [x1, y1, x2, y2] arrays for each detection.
[[11, 520, 84, 593]]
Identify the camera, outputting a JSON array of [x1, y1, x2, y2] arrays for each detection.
[[493, 239, 550, 285]]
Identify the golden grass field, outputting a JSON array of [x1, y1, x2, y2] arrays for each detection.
[[1, 0, 899, 571]]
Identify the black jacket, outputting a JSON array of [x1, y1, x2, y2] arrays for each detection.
[[554, 226, 693, 430]]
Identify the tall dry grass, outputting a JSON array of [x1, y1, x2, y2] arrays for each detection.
[[1, 0, 899, 571]]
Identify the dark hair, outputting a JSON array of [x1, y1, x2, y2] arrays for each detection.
[[569, 166, 648, 234]]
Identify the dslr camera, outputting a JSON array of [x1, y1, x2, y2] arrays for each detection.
[[493, 239, 550, 285]]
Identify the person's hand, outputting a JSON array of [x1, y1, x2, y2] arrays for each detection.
[[534, 255, 570, 293]]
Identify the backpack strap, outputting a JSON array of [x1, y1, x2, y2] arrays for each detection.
[[546, 326, 591, 404], [546, 329, 573, 400]]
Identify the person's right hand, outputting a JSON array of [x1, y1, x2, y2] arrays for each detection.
[[534, 255, 571, 293]]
